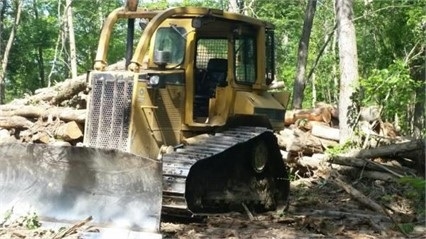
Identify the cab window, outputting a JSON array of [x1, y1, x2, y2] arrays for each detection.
[[153, 27, 186, 65], [234, 36, 256, 84]]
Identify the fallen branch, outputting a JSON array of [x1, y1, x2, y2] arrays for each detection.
[[242, 203, 255, 221], [329, 171, 409, 237], [52, 216, 92, 239], [296, 209, 391, 221], [329, 172, 386, 214]]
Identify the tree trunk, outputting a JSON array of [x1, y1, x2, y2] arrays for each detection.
[[335, 0, 359, 143], [66, 0, 77, 79], [228, 0, 241, 13], [0, 0, 5, 55], [412, 66, 425, 140], [48, 1, 67, 87], [0, 0, 6, 104], [33, 0, 45, 88], [292, 0, 317, 109], [0, 0, 22, 104]]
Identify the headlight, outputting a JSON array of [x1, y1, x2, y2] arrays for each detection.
[[149, 75, 160, 85]]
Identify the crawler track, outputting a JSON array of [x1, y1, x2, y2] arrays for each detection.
[[162, 126, 289, 217]]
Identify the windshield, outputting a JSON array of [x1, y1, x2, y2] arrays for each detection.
[[153, 27, 186, 65]]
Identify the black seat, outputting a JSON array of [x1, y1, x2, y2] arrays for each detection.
[[193, 58, 227, 118], [205, 58, 227, 97]]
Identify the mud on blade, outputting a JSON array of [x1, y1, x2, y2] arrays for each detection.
[[0, 143, 162, 234]]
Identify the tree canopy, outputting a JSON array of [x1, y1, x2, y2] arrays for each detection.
[[0, 0, 424, 136]]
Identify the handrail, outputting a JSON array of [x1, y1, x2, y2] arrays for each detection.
[[93, 8, 159, 71]]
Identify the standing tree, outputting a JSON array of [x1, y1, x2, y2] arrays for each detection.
[[66, 0, 77, 79], [228, 0, 243, 13], [33, 0, 46, 88], [292, 0, 317, 109], [0, 0, 22, 104], [335, 0, 359, 143]]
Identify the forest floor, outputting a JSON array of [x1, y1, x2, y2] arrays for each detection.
[[0, 170, 425, 239], [161, 173, 426, 239]]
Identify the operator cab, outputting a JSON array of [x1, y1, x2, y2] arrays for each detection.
[[134, 9, 283, 133], [189, 16, 276, 124]]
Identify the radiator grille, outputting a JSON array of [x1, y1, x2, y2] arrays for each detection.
[[85, 72, 133, 151]]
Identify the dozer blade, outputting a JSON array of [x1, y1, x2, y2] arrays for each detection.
[[0, 143, 162, 238]]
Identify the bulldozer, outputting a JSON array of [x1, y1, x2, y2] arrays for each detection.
[[0, 1, 290, 238]]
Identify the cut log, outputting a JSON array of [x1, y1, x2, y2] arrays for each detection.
[[297, 154, 325, 169], [32, 131, 52, 144], [332, 164, 398, 181], [318, 137, 339, 149], [9, 60, 126, 105], [50, 76, 87, 105], [347, 139, 424, 159], [0, 105, 86, 123], [298, 120, 328, 131], [54, 121, 83, 141], [285, 106, 334, 126], [0, 116, 34, 129], [276, 128, 296, 150], [329, 155, 415, 176], [285, 128, 324, 154], [311, 124, 340, 141], [0, 129, 17, 144]]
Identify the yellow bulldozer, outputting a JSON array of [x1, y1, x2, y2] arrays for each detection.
[[0, 1, 290, 237]]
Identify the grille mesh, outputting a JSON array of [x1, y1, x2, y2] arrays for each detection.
[[85, 73, 133, 152]]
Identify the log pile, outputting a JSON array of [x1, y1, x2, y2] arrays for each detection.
[[0, 106, 85, 146], [0, 61, 125, 146], [275, 103, 424, 178]]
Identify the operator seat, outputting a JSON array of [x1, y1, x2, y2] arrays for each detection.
[[193, 58, 228, 118], [205, 58, 228, 97]]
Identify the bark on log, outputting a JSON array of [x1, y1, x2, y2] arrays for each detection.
[[0, 105, 86, 123], [329, 155, 415, 176], [277, 128, 324, 154], [50, 76, 87, 105], [54, 121, 83, 141], [32, 131, 51, 144], [318, 137, 339, 149], [276, 128, 296, 150], [19, 60, 125, 105], [297, 154, 325, 169], [285, 106, 334, 126], [347, 139, 425, 159], [332, 164, 398, 181], [0, 129, 17, 144], [311, 124, 340, 141], [298, 120, 328, 131], [0, 116, 34, 129]]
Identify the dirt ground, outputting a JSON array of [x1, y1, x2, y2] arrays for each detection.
[[1, 175, 425, 239], [161, 175, 426, 239]]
